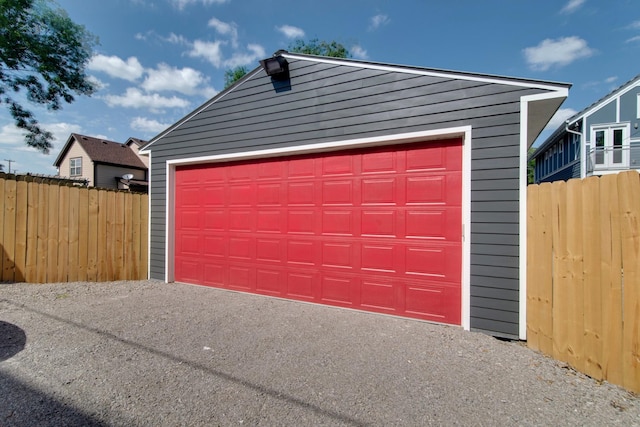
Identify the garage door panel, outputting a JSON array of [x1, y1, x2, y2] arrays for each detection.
[[322, 180, 354, 205], [361, 178, 397, 205], [286, 271, 315, 299], [229, 210, 253, 232], [322, 210, 354, 235], [322, 242, 354, 269], [405, 244, 461, 282], [256, 269, 283, 295], [203, 263, 224, 286], [404, 282, 460, 322], [175, 137, 463, 325], [361, 210, 397, 237], [321, 275, 355, 305]]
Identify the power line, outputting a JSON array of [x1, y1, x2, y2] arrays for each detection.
[[4, 159, 14, 173]]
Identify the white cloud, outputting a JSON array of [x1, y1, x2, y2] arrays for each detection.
[[546, 108, 578, 131], [369, 14, 390, 31], [170, 0, 229, 10], [223, 44, 266, 68], [627, 20, 640, 30], [626, 35, 640, 43], [188, 40, 225, 67], [87, 75, 108, 91], [130, 117, 171, 133], [142, 63, 214, 95], [560, 0, 585, 14], [523, 36, 595, 71], [276, 25, 305, 39], [165, 32, 190, 45], [351, 45, 368, 60], [208, 17, 238, 46], [604, 76, 618, 84], [104, 88, 190, 110], [88, 54, 144, 82]]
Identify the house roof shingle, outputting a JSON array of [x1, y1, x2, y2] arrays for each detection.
[[54, 134, 147, 169]]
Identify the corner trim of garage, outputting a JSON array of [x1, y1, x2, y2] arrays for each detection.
[[165, 126, 472, 330]]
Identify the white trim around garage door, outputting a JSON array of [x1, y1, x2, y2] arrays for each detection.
[[165, 126, 473, 330]]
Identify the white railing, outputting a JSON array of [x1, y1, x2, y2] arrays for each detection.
[[587, 146, 640, 174]]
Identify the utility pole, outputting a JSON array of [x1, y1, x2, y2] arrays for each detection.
[[4, 159, 14, 174]]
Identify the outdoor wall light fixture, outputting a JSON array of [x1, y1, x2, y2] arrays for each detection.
[[260, 55, 289, 80]]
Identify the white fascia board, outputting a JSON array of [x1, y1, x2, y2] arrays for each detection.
[[165, 161, 175, 283], [166, 127, 470, 166], [164, 125, 473, 331], [519, 88, 568, 340], [147, 151, 152, 280], [282, 53, 571, 92]]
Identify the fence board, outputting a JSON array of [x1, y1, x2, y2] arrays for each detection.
[[25, 181, 39, 282], [14, 180, 28, 282], [87, 189, 99, 281], [600, 174, 623, 385], [36, 183, 49, 283], [2, 179, 17, 281], [105, 191, 116, 280], [617, 171, 640, 393], [526, 184, 540, 351], [140, 194, 149, 280], [77, 189, 89, 281], [47, 184, 60, 282], [97, 190, 108, 282], [0, 179, 5, 276], [566, 178, 584, 372], [551, 181, 569, 363], [537, 184, 554, 356], [57, 186, 70, 282], [582, 176, 603, 380], [115, 191, 125, 280], [68, 186, 80, 282]]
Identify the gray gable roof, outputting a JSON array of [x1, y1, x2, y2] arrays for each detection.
[[140, 51, 571, 152]]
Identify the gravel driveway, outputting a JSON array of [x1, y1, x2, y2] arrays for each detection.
[[1, 280, 638, 426]]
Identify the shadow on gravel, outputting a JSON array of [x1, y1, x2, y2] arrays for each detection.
[[0, 373, 107, 427], [0, 321, 26, 361], [1, 299, 367, 427]]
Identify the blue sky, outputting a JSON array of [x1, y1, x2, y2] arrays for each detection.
[[1, 0, 639, 175]]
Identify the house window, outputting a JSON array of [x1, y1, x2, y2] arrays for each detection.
[[559, 142, 564, 167], [572, 133, 580, 161], [591, 124, 629, 169], [70, 157, 82, 176]]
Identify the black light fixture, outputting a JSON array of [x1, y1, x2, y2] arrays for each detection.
[[260, 54, 289, 80]]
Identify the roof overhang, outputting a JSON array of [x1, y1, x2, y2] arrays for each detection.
[[525, 93, 568, 148]]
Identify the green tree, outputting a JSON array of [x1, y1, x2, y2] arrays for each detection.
[[0, 0, 97, 153], [527, 147, 537, 184], [288, 38, 350, 58], [224, 65, 248, 89]]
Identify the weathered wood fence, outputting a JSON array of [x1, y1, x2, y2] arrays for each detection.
[[527, 170, 640, 393], [0, 173, 148, 283]]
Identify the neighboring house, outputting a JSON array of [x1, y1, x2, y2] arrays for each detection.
[[531, 73, 640, 183], [54, 133, 149, 192], [140, 51, 570, 339]]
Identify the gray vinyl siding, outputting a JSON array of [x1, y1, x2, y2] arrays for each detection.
[[631, 140, 640, 168], [619, 85, 640, 123], [586, 101, 616, 133], [146, 58, 555, 338]]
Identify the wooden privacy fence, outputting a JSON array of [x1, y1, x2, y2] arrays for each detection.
[[527, 171, 640, 393], [0, 174, 148, 283]]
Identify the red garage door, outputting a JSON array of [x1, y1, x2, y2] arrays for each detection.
[[175, 138, 462, 324]]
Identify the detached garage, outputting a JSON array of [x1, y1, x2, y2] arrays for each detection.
[[141, 51, 569, 339]]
